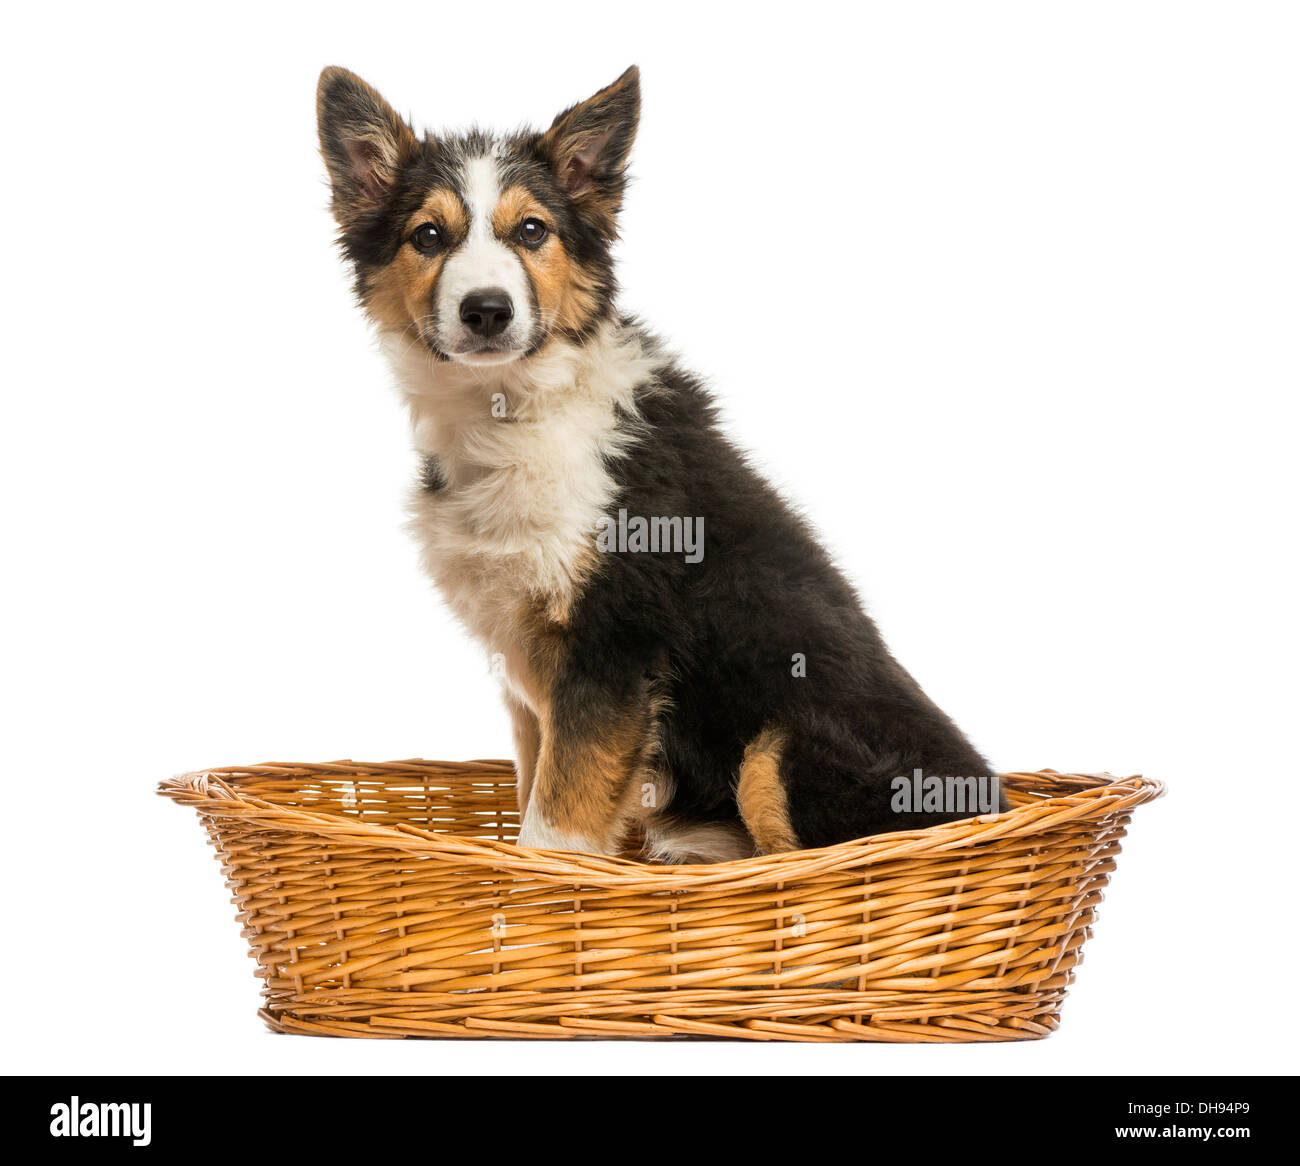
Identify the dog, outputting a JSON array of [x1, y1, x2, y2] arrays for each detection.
[[317, 65, 1002, 862]]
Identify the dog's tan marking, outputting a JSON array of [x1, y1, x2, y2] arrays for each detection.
[[412, 187, 469, 238], [531, 695, 660, 851], [549, 260, 603, 335], [491, 184, 602, 334], [491, 185, 539, 239], [365, 188, 469, 335], [737, 727, 800, 854]]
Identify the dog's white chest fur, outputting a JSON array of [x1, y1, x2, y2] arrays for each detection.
[[387, 325, 655, 707]]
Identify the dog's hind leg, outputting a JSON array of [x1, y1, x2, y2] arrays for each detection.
[[736, 726, 801, 855]]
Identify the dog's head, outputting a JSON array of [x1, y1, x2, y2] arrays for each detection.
[[317, 66, 639, 366]]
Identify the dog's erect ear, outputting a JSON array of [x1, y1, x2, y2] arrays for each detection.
[[538, 66, 640, 232], [317, 66, 419, 225]]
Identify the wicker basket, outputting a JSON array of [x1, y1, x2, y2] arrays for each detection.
[[159, 759, 1161, 1041]]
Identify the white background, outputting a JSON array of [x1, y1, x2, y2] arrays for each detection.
[[3, 1, 1296, 1076]]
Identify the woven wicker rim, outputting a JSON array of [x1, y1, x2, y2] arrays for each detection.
[[158, 760, 1163, 891]]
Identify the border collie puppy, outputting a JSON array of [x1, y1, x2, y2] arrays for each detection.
[[317, 66, 999, 861]]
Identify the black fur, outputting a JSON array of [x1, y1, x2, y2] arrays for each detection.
[[419, 453, 446, 493], [565, 350, 998, 847]]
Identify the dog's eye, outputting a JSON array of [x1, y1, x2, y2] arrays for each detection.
[[516, 218, 548, 248], [411, 223, 442, 253]]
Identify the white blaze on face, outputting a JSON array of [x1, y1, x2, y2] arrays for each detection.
[[435, 153, 533, 360]]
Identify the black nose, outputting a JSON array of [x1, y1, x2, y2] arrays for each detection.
[[459, 290, 514, 338]]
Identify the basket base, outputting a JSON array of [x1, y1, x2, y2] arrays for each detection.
[[259, 987, 1067, 1042]]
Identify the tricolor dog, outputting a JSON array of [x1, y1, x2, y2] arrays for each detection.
[[317, 66, 1000, 861]]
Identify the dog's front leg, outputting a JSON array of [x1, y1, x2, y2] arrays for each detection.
[[504, 693, 540, 816], [514, 679, 657, 856]]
